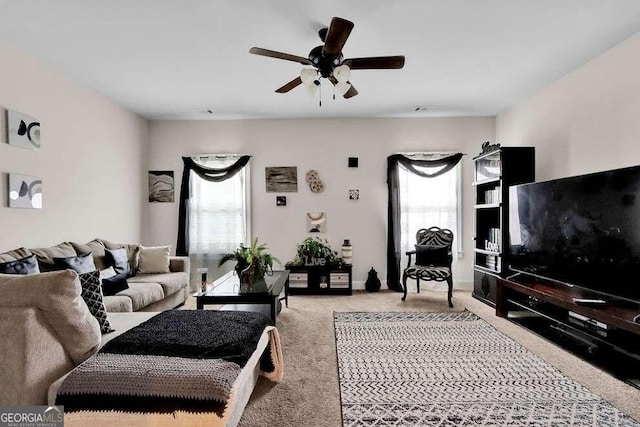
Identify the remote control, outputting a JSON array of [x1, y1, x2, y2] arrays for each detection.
[[572, 298, 607, 306]]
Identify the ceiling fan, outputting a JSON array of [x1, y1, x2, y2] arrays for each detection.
[[249, 17, 405, 103]]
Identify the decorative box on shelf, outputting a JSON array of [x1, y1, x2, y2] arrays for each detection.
[[285, 264, 352, 295]]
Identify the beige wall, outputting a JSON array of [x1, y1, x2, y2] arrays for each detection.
[[0, 43, 148, 250], [497, 33, 640, 181], [146, 117, 495, 288]]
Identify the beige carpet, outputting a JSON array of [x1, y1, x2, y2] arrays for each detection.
[[184, 289, 640, 426]]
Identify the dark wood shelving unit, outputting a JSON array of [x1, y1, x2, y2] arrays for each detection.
[[472, 147, 535, 306], [285, 264, 352, 295], [497, 275, 640, 388]]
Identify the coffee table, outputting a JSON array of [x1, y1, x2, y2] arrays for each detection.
[[194, 270, 289, 322]]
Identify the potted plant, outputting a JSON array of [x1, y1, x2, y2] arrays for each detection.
[[288, 237, 343, 267], [218, 237, 280, 291]]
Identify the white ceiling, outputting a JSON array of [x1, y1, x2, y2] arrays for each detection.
[[0, 0, 639, 120]]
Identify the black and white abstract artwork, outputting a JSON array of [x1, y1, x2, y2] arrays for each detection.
[[265, 166, 298, 192], [276, 196, 287, 206], [7, 110, 41, 150], [8, 173, 42, 209], [148, 171, 174, 202], [307, 212, 326, 233], [349, 189, 360, 200]]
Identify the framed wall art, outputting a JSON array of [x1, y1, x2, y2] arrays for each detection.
[[6, 110, 41, 150], [307, 212, 326, 233], [8, 173, 42, 209], [148, 170, 175, 202], [265, 166, 298, 192]]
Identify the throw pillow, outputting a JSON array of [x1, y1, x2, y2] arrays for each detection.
[[0, 254, 40, 275], [101, 272, 129, 296], [415, 245, 449, 266], [53, 252, 96, 274], [78, 270, 113, 334], [99, 266, 117, 280], [105, 247, 131, 276], [137, 245, 171, 274]]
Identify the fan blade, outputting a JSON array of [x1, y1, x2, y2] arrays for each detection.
[[322, 17, 354, 57], [249, 47, 312, 65], [343, 83, 358, 99], [275, 77, 302, 93], [344, 56, 405, 70]]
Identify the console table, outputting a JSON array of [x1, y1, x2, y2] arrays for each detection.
[[285, 264, 352, 295], [496, 275, 640, 388]]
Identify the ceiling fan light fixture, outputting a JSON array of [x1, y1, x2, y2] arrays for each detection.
[[335, 81, 351, 96], [333, 64, 351, 83], [300, 68, 318, 86], [306, 80, 320, 98]]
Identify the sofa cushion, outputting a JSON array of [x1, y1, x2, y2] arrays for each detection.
[[116, 282, 164, 311], [101, 272, 129, 296], [128, 272, 187, 297], [0, 254, 40, 275], [30, 242, 77, 272], [103, 295, 133, 313], [0, 247, 33, 263], [0, 270, 101, 364], [53, 252, 96, 274], [78, 270, 113, 334], [137, 246, 171, 274], [100, 240, 140, 273], [71, 239, 107, 271], [105, 247, 131, 276]]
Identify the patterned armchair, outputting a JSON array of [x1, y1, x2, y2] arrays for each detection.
[[401, 227, 454, 307]]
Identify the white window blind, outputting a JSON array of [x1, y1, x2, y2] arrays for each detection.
[[188, 156, 250, 286], [398, 154, 462, 288]]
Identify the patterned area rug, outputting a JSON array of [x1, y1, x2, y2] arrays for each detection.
[[334, 311, 639, 426]]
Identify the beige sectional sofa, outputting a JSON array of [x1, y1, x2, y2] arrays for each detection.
[[0, 238, 189, 312], [0, 270, 161, 405]]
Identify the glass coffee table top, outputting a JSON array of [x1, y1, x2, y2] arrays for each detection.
[[194, 270, 288, 298]]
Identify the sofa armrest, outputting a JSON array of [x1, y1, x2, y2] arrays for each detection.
[[0, 308, 74, 405], [169, 256, 190, 274]]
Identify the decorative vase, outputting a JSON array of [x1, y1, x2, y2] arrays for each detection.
[[341, 239, 353, 265], [365, 267, 381, 292]]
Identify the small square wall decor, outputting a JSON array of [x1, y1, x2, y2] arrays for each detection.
[[6, 110, 41, 150], [148, 171, 175, 202], [348, 157, 359, 168], [276, 196, 287, 206], [349, 189, 360, 200], [307, 212, 326, 233], [8, 173, 42, 209]]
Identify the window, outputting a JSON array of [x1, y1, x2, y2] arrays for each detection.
[[188, 156, 250, 285], [398, 154, 462, 281]]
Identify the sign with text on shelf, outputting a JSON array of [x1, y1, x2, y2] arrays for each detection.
[[304, 256, 327, 266]]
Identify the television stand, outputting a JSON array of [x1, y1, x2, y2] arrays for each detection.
[[496, 276, 640, 389]]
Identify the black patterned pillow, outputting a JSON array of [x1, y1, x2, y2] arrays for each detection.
[[78, 270, 113, 334], [0, 254, 40, 275]]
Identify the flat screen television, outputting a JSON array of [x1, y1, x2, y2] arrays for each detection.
[[508, 164, 640, 303]]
